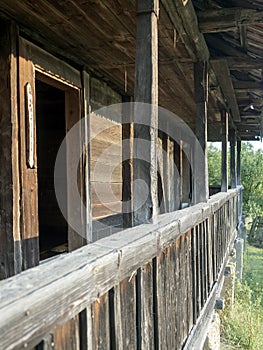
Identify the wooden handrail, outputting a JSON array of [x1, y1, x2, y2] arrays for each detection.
[[0, 189, 238, 350]]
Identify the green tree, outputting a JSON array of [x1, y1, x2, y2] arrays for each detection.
[[208, 142, 263, 219], [208, 144, 221, 185], [241, 142, 263, 219]]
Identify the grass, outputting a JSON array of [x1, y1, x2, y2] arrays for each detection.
[[220, 244, 263, 349]]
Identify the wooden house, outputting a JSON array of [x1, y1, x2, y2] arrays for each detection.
[[0, 0, 262, 349]]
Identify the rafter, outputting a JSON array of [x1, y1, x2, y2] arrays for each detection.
[[213, 57, 263, 70], [197, 8, 263, 33], [161, 0, 226, 107], [233, 80, 263, 91], [212, 59, 240, 122]]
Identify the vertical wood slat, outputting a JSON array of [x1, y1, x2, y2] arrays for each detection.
[[140, 262, 154, 350], [169, 244, 178, 348], [19, 37, 39, 269], [90, 294, 110, 350], [180, 235, 187, 344], [53, 316, 80, 350], [206, 218, 213, 292], [191, 227, 197, 324], [186, 231, 193, 334], [156, 251, 168, 349], [114, 276, 137, 349], [196, 225, 201, 316], [203, 220, 208, 302], [0, 21, 22, 279], [157, 246, 177, 349]]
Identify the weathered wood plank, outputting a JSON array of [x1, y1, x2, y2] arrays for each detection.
[[198, 8, 263, 33], [133, 0, 159, 225], [140, 262, 155, 350], [221, 110, 228, 192], [229, 129, 237, 189], [19, 36, 39, 269], [122, 100, 133, 229], [20, 38, 81, 88], [0, 21, 22, 279], [53, 316, 80, 350], [194, 61, 209, 203], [114, 276, 137, 349], [91, 294, 110, 350], [212, 60, 240, 122]]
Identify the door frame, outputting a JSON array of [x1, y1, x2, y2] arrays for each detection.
[[18, 37, 91, 267]]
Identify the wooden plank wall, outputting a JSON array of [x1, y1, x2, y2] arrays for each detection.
[[89, 78, 123, 240]]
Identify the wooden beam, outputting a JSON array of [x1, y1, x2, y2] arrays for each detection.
[[194, 61, 209, 203], [212, 60, 240, 122], [205, 35, 248, 59], [212, 57, 263, 70], [221, 110, 228, 192], [133, 0, 159, 225], [198, 8, 263, 33], [232, 80, 263, 91], [122, 98, 134, 228]]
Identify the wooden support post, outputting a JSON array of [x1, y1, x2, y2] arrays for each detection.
[[0, 21, 22, 279], [174, 141, 181, 210], [230, 129, 237, 188], [81, 70, 92, 243], [194, 61, 209, 203], [221, 110, 228, 192], [133, 0, 159, 225], [237, 140, 241, 186], [122, 98, 134, 228]]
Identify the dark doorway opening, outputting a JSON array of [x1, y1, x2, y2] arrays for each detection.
[[36, 79, 68, 259]]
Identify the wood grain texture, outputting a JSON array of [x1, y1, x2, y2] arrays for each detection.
[[114, 276, 137, 349], [89, 80, 122, 223], [0, 21, 22, 279], [198, 8, 263, 33], [133, 0, 158, 225], [19, 37, 40, 269]]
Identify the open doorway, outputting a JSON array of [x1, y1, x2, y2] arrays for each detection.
[[35, 79, 68, 259]]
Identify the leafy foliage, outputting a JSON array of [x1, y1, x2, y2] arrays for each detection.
[[208, 144, 222, 185], [241, 143, 263, 219], [208, 142, 263, 219]]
